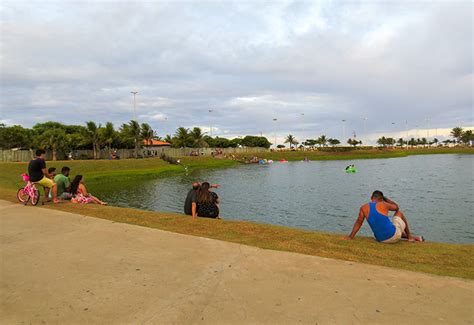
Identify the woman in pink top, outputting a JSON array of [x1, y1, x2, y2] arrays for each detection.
[[70, 175, 107, 205]]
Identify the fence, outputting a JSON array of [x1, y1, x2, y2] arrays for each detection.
[[0, 147, 269, 162], [0, 149, 34, 162]]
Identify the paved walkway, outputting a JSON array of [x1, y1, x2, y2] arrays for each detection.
[[1, 200, 473, 324]]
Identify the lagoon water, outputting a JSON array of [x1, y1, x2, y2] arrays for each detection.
[[98, 154, 473, 243]]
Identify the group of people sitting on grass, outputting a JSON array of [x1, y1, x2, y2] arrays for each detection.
[[27, 149, 107, 205]]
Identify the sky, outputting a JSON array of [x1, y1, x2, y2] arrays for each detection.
[[0, 0, 472, 145]]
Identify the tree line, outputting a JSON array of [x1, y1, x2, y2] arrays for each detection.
[[0, 121, 272, 159], [1, 122, 471, 158], [163, 127, 271, 149], [283, 134, 345, 148], [376, 127, 473, 147]]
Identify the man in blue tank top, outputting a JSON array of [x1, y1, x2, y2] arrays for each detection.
[[345, 190, 423, 243]]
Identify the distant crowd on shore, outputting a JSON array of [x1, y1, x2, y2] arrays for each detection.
[[26, 149, 107, 205]]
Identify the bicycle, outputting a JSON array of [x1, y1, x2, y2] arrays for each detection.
[[17, 174, 40, 206]]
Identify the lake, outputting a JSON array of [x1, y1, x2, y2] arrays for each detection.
[[97, 154, 474, 244]]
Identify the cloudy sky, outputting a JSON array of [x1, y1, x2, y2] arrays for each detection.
[[0, 0, 472, 144]]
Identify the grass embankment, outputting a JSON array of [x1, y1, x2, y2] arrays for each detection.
[[0, 157, 237, 190], [246, 147, 474, 161], [0, 154, 473, 279]]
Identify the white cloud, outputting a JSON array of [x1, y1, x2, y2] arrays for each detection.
[[147, 113, 168, 122], [0, 0, 471, 139]]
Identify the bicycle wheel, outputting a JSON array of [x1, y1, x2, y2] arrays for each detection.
[[31, 187, 40, 206], [17, 188, 30, 204]]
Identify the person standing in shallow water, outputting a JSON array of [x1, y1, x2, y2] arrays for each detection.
[[192, 182, 220, 219], [344, 190, 423, 243]]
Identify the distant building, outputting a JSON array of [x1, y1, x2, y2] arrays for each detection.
[[143, 139, 172, 148]]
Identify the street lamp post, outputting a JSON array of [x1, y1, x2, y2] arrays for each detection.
[[273, 118, 278, 148], [301, 113, 305, 142], [406, 120, 409, 148], [342, 120, 346, 145], [131, 91, 138, 121], [208, 109, 214, 137], [426, 118, 430, 144], [363, 117, 368, 146]]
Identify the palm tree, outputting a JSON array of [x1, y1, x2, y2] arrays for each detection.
[[347, 138, 361, 147], [190, 127, 208, 148], [387, 137, 396, 147], [451, 127, 463, 144], [317, 135, 328, 147], [420, 137, 428, 147], [328, 138, 340, 147], [84, 121, 101, 159], [461, 130, 473, 145], [128, 120, 142, 157], [39, 128, 66, 161], [284, 134, 297, 149], [377, 136, 387, 147], [174, 127, 191, 148], [141, 123, 155, 145], [164, 134, 173, 144], [396, 138, 405, 147], [100, 122, 116, 150]]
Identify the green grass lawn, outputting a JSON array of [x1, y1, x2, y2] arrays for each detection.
[[0, 156, 238, 190], [0, 153, 473, 279], [241, 147, 474, 161]]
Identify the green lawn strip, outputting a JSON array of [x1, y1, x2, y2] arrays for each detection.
[[1, 187, 472, 279], [0, 157, 238, 191], [245, 148, 474, 162]]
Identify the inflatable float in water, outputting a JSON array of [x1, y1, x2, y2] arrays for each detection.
[[345, 167, 357, 173], [259, 159, 274, 165]]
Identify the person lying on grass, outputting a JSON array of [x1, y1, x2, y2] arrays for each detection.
[[70, 175, 107, 205], [344, 190, 423, 243]]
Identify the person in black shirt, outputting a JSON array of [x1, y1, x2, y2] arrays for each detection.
[[184, 182, 220, 216], [28, 149, 59, 202], [184, 182, 200, 215], [192, 182, 220, 219]]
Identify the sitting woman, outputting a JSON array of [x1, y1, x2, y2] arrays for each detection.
[[70, 175, 107, 205], [192, 182, 220, 218]]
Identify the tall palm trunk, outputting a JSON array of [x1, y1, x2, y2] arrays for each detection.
[[134, 139, 139, 158]]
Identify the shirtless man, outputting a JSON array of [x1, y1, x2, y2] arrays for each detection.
[[345, 190, 423, 243]]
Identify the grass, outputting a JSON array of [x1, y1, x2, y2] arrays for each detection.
[[244, 147, 474, 161], [1, 152, 473, 279], [0, 157, 238, 191]]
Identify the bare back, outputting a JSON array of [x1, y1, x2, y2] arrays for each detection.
[[360, 201, 392, 220]]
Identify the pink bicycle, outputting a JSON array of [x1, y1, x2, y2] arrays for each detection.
[[17, 174, 40, 206]]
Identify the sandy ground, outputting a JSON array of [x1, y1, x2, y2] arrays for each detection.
[[1, 200, 473, 324]]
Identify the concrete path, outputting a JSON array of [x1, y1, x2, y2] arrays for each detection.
[[1, 200, 473, 324]]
